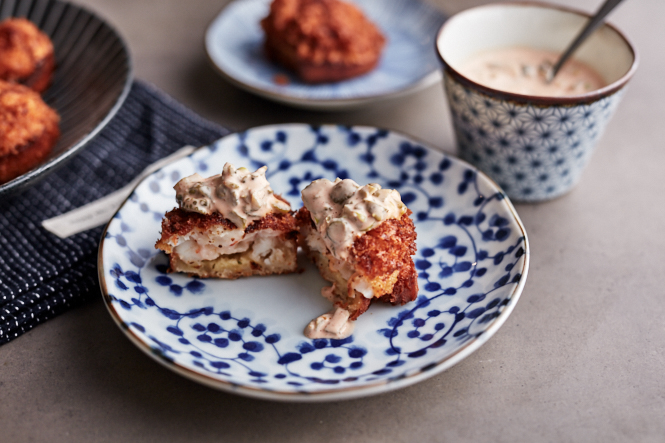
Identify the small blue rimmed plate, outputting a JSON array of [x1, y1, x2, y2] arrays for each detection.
[[204, 0, 446, 110], [98, 124, 529, 402]]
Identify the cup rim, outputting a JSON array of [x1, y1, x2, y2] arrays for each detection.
[[435, 1, 639, 105]]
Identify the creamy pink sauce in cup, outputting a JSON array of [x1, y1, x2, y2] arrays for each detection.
[[459, 46, 606, 97]]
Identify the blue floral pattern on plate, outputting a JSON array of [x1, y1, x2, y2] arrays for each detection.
[[99, 124, 530, 401], [205, 0, 446, 109]]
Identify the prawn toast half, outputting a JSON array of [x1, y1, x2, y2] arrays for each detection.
[[297, 207, 417, 320], [155, 163, 298, 279], [298, 178, 418, 324]]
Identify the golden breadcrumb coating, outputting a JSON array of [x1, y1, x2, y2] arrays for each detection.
[[351, 209, 418, 306], [0, 18, 55, 92], [0, 80, 59, 183], [297, 207, 418, 320], [261, 0, 385, 83]]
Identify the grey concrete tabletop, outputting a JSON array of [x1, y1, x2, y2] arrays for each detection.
[[2, 0, 664, 441]]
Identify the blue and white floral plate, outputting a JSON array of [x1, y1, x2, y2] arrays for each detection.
[[99, 124, 529, 402], [204, 0, 446, 110]]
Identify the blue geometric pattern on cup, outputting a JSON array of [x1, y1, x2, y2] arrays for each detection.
[[100, 124, 528, 396], [444, 73, 623, 201]]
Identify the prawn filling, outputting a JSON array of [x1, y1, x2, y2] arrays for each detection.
[[297, 207, 418, 320], [156, 208, 299, 279]]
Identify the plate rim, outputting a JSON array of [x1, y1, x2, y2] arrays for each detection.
[[0, 0, 134, 198], [203, 0, 445, 110], [98, 123, 530, 402]]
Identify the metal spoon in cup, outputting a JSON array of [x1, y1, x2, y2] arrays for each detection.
[[546, 0, 626, 82]]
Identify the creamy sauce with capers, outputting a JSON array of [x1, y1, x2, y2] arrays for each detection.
[[459, 47, 606, 97], [301, 178, 406, 260], [304, 306, 355, 339], [174, 163, 290, 229]]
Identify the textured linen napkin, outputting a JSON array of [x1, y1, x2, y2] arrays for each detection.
[[0, 81, 230, 345]]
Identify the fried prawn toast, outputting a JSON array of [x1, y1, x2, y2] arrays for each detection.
[[155, 163, 299, 279], [261, 0, 386, 83], [0, 80, 60, 183], [0, 18, 55, 93], [298, 178, 418, 339]]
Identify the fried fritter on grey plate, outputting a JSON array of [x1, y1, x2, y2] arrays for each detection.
[[0, 80, 59, 183], [0, 18, 55, 93]]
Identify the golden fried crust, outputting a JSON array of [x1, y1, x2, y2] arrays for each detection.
[[351, 210, 418, 306], [261, 0, 385, 83], [0, 18, 54, 92], [156, 207, 299, 252], [0, 80, 59, 183], [351, 211, 417, 278], [295, 204, 315, 237], [297, 207, 419, 317]]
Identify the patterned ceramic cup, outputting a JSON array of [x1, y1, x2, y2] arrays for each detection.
[[436, 2, 637, 202]]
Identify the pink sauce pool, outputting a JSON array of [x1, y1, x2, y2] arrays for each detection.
[[459, 47, 606, 97]]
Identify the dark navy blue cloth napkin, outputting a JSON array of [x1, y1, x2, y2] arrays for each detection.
[[0, 81, 230, 345]]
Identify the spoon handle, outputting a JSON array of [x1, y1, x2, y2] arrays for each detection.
[[549, 0, 625, 81]]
